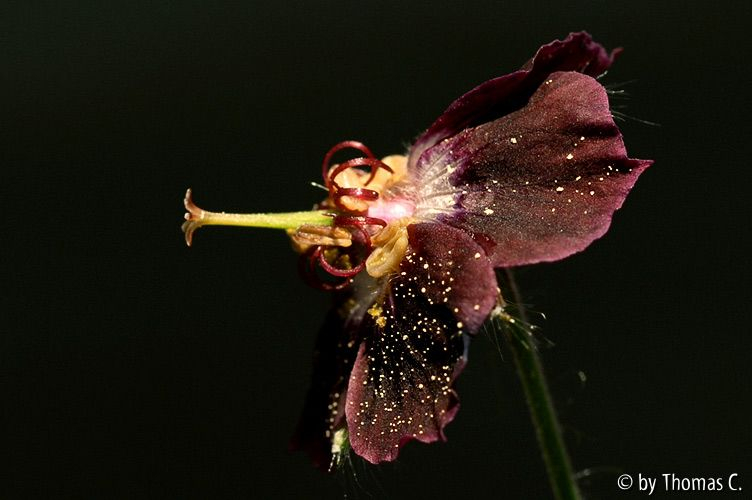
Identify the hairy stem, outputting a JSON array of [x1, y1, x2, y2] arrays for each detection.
[[498, 269, 581, 500]]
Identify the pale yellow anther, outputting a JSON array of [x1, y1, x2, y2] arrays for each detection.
[[288, 224, 352, 253], [365, 217, 413, 278]]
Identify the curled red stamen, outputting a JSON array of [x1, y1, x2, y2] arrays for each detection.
[[303, 141, 395, 290], [332, 187, 379, 212], [334, 215, 386, 250], [328, 157, 394, 190], [316, 247, 364, 278], [328, 157, 394, 211], [302, 214, 388, 286], [333, 215, 387, 227], [299, 247, 353, 291], [322, 141, 375, 188], [334, 187, 380, 201]]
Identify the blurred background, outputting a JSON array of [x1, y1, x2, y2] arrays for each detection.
[[3, 1, 750, 498]]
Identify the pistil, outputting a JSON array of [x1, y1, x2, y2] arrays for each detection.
[[182, 189, 333, 246]]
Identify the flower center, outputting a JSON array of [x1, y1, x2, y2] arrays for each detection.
[[294, 141, 413, 289]]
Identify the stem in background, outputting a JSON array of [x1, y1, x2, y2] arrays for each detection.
[[497, 269, 581, 500]]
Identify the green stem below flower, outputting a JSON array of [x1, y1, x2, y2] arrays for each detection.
[[496, 269, 582, 500]]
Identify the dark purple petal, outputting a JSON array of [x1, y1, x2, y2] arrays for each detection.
[[519, 31, 620, 77], [345, 277, 467, 464], [409, 32, 619, 171], [290, 304, 360, 469], [341, 223, 496, 463], [404, 222, 497, 332], [417, 70, 651, 267]]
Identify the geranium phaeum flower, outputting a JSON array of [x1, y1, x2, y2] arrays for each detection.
[[287, 32, 651, 468]]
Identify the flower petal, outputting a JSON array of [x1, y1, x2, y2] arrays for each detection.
[[404, 222, 497, 332], [409, 32, 619, 170], [290, 305, 361, 469], [417, 70, 651, 267], [345, 281, 467, 464]]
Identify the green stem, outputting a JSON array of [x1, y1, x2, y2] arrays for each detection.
[[498, 269, 581, 500]]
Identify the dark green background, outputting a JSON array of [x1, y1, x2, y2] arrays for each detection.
[[4, 1, 750, 498]]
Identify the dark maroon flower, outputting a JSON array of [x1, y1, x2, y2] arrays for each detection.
[[287, 32, 651, 468]]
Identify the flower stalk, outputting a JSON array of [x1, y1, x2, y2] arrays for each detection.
[[495, 269, 581, 500]]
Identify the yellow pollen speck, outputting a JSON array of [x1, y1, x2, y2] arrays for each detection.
[[368, 304, 387, 328], [590, 190, 595, 195], [510, 137, 517, 144], [484, 208, 494, 215], [473, 304, 480, 310], [556, 186, 564, 192], [474, 252, 481, 259], [456, 322, 463, 328], [566, 153, 574, 160]]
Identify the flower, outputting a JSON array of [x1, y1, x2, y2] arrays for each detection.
[[287, 32, 651, 467]]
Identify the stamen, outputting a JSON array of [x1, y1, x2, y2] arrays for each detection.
[[321, 141, 376, 188], [296, 143, 405, 288], [333, 187, 380, 213], [328, 158, 394, 212], [299, 247, 353, 291], [365, 218, 412, 278], [298, 212, 389, 286], [289, 224, 352, 253], [333, 214, 387, 252], [328, 158, 394, 190], [321, 142, 395, 213], [316, 247, 364, 278]]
